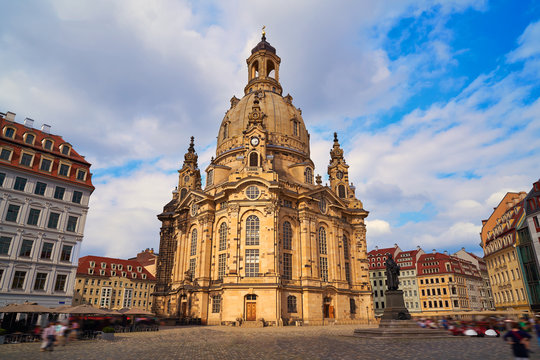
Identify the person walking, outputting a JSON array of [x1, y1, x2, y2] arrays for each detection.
[[504, 322, 532, 359], [40, 322, 56, 352], [534, 319, 540, 348]]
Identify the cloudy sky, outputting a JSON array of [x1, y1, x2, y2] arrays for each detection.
[[1, 0, 539, 258]]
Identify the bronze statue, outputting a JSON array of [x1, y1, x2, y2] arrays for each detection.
[[384, 254, 400, 290]]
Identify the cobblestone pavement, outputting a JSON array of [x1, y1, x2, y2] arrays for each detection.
[[2, 325, 540, 360]]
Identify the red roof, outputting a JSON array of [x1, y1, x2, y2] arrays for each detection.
[[394, 249, 420, 270], [417, 252, 481, 279], [0, 114, 94, 189], [77, 255, 156, 281], [368, 247, 399, 270]]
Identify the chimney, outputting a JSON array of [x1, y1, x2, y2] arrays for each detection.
[[416, 245, 421, 251], [24, 118, 34, 128], [462, 247, 465, 251], [432, 249, 436, 254], [444, 250, 448, 256], [375, 246, 378, 251], [41, 124, 51, 134], [6, 111, 15, 122]]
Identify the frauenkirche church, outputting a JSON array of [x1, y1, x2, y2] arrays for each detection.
[[153, 32, 374, 325]]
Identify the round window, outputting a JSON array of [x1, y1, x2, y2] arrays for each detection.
[[319, 197, 327, 213], [191, 202, 199, 216], [246, 185, 260, 200]]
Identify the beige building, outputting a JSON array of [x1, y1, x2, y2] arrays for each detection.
[[72, 255, 156, 311], [482, 192, 530, 311], [153, 34, 374, 325]]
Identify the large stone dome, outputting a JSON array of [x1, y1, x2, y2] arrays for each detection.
[[216, 91, 309, 160]]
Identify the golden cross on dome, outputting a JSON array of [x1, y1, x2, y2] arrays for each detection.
[[262, 25, 266, 36]]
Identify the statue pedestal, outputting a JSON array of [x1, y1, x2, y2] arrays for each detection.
[[381, 290, 410, 320], [354, 289, 449, 338]]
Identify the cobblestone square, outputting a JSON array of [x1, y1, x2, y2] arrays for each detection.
[[2, 325, 540, 360]]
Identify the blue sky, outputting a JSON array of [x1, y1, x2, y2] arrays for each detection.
[[1, 0, 539, 258]]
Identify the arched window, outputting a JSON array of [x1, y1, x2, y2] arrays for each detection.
[[287, 295, 297, 313], [350, 298, 356, 314], [180, 188, 187, 200], [246, 215, 259, 245], [338, 184, 346, 198], [267, 60, 275, 78], [283, 221, 292, 250], [223, 123, 228, 139], [304, 167, 313, 184], [190, 229, 198, 256], [207, 169, 214, 187], [249, 152, 259, 167], [219, 222, 227, 251], [318, 227, 327, 254], [343, 234, 349, 258], [293, 120, 298, 136], [251, 61, 259, 79]]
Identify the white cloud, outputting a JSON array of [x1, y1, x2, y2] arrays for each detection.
[[366, 219, 392, 236]]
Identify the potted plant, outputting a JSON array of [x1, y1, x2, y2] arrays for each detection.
[[101, 326, 115, 341], [0, 328, 6, 344]]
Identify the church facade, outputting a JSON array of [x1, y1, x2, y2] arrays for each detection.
[[153, 34, 374, 325]]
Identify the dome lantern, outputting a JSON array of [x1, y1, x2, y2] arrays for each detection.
[[244, 30, 282, 95]]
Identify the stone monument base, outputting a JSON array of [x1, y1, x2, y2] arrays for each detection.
[[354, 290, 449, 338], [381, 290, 411, 320]]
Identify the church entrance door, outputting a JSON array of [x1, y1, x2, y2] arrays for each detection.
[[246, 302, 256, 321]]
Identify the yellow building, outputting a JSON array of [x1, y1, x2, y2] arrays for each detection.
[[72, 255, 156, 311], [153, 33, 374, 325], [482, 193, 529, 311]]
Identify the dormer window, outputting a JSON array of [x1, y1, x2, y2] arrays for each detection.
[[88, 268, 94, 275], [0, 147, 13, 161], [19, 152, 34, 167], [122, 271, 127, 277], [118, 264, 123, 270], [89, 261, 95, 267], [58, 163, 70, 177], [127, 265, 132, 272], [100, 269, 105, 276], [111, 264, 116, 270], [111, 271, 116, 276], [43, 139, 53, 150], [24, 133, 35, 145], [3, 127, 15, 139], [101, 262, 106, 269], [76, 169, 87, 181], [60, 144, 71, 156], [137, 266, 142, 272], [39, 157, 53, 172], [142, 274, 147, 279], [132, 273, 137, 279]]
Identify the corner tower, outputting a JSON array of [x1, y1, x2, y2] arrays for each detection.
[[154, 32, 373, 326]]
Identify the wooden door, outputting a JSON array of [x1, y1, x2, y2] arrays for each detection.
[[329, 306, 335, 319], [246, 302, 256, 321], [323, 304, 329, 318]]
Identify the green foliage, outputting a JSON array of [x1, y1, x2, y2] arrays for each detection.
[[102, 326, 115, 333]]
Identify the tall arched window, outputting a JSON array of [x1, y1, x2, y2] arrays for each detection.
[[249, 152, 259, 167], [283, 221, 292, 250], [267, 60, 275, 78], [318, 227, 327, 255], [219, 222, 227, 251], [190, 229, 198, 256], [304, 167, 313, 184], [338, 184, 346, 198], [246, 215, 260, 245], [180, 188, 187, 200], [223, 123, 228, 139], [251, 61, 259, 79], [343, 234, 349, 258], [207, 169, 214, 187]]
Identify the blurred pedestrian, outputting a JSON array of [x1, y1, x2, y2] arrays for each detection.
[[534, 319, 540, 348], [69, 321, 80, 341], [504, 322, 532, 359], [40, 322, 56, 352]]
